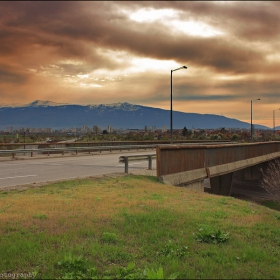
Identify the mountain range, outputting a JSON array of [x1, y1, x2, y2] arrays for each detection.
[[0, 100, 271, 130]]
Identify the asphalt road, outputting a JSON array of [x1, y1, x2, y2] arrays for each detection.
[[0, 150, 156, 189], [0, 150, 271, 201]]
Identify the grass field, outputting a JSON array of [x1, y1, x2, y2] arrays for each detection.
[[0, 175, 280, 279]]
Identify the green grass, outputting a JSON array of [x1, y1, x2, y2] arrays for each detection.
[[261, 200, 280, 211], [0, 175, 280, 279]]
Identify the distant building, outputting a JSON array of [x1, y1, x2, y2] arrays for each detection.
[[107, 125, 113, 133], [6, 126, 14, 133], [151, 126, 156, 132], [162, 126, 167, 132], [81, 125, 90, 133], [69, 127, 77, 133]]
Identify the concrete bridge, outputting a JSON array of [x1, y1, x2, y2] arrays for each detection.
[[156, 142, 280, 195]]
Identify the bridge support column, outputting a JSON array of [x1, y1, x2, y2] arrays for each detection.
[[244, 165, 260, 181], [245, 166, 253, 180], [210, 172, 233, 196]]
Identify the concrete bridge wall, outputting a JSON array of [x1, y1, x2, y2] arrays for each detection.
[[157, 142, 280, 195]]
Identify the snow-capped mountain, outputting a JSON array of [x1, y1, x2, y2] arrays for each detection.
[[0, 100, 269, 130], [27, 100, 70, 107], [0, 100, 70, 108]]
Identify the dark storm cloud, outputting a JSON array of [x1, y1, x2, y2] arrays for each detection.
[[1, 1, 277, 74], [0, 1, 279, 126], [134, 1, 280, 40]]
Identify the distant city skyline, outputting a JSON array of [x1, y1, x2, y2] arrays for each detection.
[[0, 1, 279, 127]]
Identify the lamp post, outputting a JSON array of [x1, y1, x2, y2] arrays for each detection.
[[170, 66, 187, 144], [250, 98, 260, 141], [273, 108, 280, 137]]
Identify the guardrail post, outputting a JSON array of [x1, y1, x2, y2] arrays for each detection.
[[48, 151, 50, 156], [31, 152, 33, 157], [62, 151, 64, 155], [124, 157, 128, 173], [148, 156, 152, 170], [12, 153, 15, 158], [76, 150, 78, 155]]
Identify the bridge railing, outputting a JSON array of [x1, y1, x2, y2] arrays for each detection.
[[205, 142, 280, 167], [157, 142, 280, 177]]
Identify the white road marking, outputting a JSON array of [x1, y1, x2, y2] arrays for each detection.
[[0, 175, 37, 180]]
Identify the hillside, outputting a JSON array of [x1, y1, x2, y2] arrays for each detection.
[[0, 100, 270, 130], [0, 175, 279, 279]]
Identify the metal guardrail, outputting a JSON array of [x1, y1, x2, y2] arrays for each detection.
[[119, 154, 156, 173], [0, 145, 157, 158], [0, 139, 232, 149], [0, 141, 235, 159]]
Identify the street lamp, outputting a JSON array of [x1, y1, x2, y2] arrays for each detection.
[[170, 66, 187, 143], [250, 98, 260, 141], [273, 108, 280, 137]]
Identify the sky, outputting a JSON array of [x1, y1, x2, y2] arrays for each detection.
[[0, 1, 280, 127]]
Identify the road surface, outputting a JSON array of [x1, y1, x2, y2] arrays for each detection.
[[0, 150, 156, 189]]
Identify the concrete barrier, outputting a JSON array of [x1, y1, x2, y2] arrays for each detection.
[[157, 142, 280, 195]]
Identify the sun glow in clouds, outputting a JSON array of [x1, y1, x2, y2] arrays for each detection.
[[91, 48, 180, 76], [129, 57, 179, 73], [129, 8, 224, 38], [171, 20, 224, 37], [129, 8, 176, 22]]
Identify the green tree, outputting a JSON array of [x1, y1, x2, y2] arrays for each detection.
[[210, 134, 220, 140], [182, 126, 188, 136], [231, 133, 239, 141]]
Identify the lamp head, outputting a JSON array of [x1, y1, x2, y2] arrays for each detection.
[[172, 66, 188, 72]]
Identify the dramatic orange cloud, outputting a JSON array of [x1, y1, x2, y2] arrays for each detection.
[[0, 1, 279, 127]]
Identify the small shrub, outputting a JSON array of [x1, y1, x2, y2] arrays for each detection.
[[116, 262, 179, 279], [116, 262, 144, 279], [260, 159, 280, 203], [57, 254, 89, 279], [194, 227, 230, 244], [56, 260, 179, 279], [157, 240, 188, 259], [101, 232, 118, 243]]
